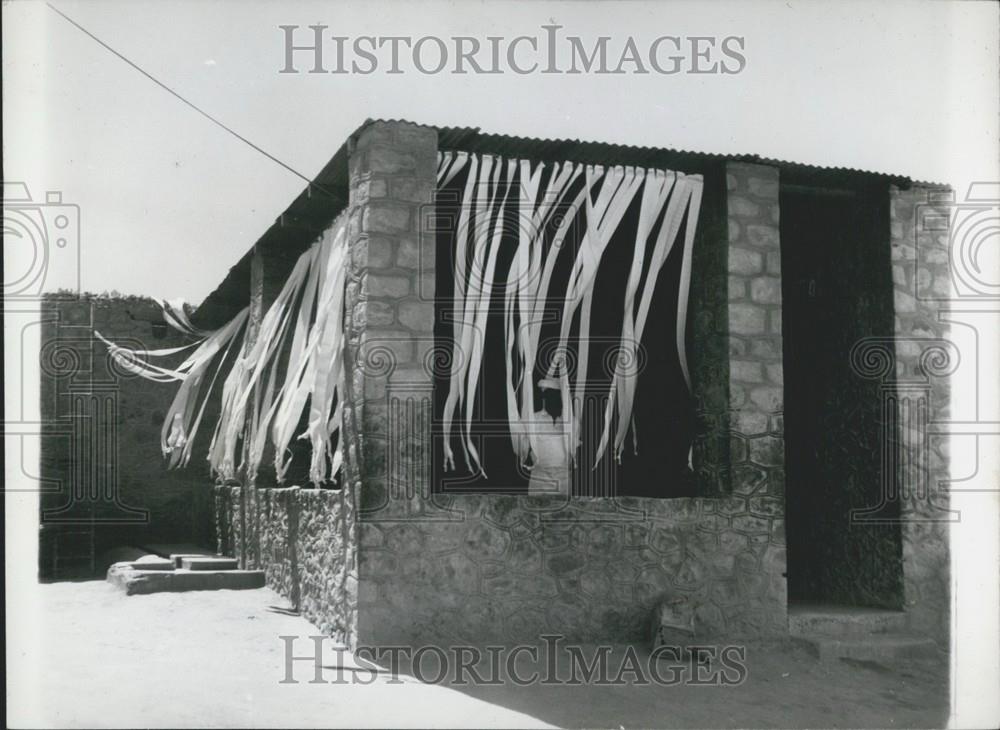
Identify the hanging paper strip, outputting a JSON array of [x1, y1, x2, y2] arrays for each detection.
[[436, 150, 703, 475], [98, 216, 351, 487]]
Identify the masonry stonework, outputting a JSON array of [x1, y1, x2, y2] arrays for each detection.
[[211, 123, 950, 652], [725, 162, 785, 499], [215, 484, 355, 641], [888, 185, 953, 640]]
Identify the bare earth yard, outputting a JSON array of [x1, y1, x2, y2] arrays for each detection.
[[7, 582, 949, 728]]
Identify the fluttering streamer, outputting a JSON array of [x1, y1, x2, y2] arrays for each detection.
[[98, 153, 700, 486], [97, 217, 349, 486], [436, 151, 703, 473]]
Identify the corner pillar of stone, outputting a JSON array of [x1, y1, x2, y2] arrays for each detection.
[[342, 120, 439, 646], [889, 185, 954, 640], [723, 161, 788, 626]]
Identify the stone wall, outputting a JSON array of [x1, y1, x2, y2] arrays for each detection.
[[356, 494, 786, 644], [216, 485, 356, 642], [39, 294, 214, 579], [888, 185, 954, 640]]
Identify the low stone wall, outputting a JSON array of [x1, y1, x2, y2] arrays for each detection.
[[357, 495, 786, 645], [258, 489, 296, 600], [215, 485, 357, 642], [217, 487, 786, 646]]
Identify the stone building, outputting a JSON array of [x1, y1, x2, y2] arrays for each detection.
[[99, 120, 955, 652]]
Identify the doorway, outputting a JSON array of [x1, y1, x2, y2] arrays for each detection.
[[780, 181, 903, 609]]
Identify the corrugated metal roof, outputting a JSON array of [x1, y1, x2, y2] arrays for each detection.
[[415, 119, 939, 182], [194, 117, 943, 326]]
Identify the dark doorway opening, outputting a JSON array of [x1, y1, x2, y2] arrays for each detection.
[[780, 181, 903, 609]]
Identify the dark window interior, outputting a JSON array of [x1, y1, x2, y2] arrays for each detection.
[[432, 162, 698, 497]]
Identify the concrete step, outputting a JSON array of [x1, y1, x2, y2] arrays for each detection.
[[107, 564, 264, 595], [170, 553, 225, 568], [179, 557, 239, 571], [788, 603, 908, 637], [128, 556, 175, 571], [794, 635, 939, 662]]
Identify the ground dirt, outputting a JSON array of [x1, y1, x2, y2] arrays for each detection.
[[7, 582, 950, 728]]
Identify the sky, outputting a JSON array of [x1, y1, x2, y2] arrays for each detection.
[[4, 0, 997, 303]]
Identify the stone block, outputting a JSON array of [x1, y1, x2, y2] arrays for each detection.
[[363, 300, 395, 327], [728, 196, 761, 218], [367, 145, 417, 175], [719, 530, 750, 554], [392, 177, 435, 204], [731, 360, 764, 383], [366, 273, 411, 298], [748, 386, 781, 414], [746, 225, 779, 249], [750, 338, 781, 359], [730, 304, 766, 335], [747, 177, 779, 200], [748, 434, 784, 467], [397, 299, 434, 332], [364, 203, 412, 234], [728, 276, 747, 300], [730, 409, 768, 435], [729, 435, 748, 462], [367, 236, 395, 268], [731, 513, 770, 535], [729, 249, 763, 275], [416, 272, 435, 299], [768, 310, 782, 334], [750, 277, 781, 304], [396, 235, 431, 270], [894, 289, 917, 313], [360, 331, 414, 371]]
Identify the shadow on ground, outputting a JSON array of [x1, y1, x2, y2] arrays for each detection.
[[9, 583, 949, 728]]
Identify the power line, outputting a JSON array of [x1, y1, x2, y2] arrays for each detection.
[[46, 2, 332, 197]]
